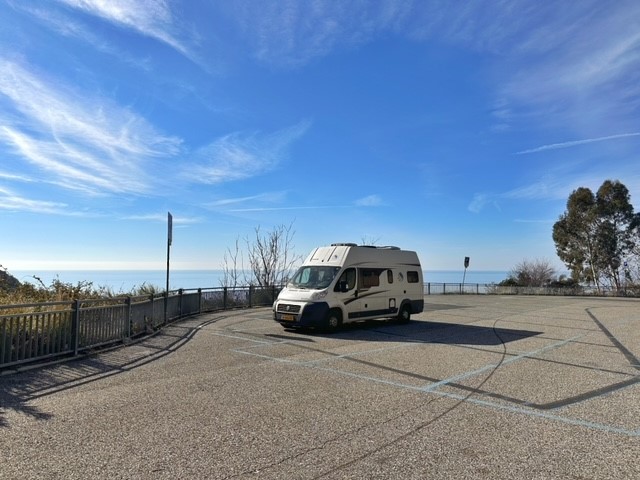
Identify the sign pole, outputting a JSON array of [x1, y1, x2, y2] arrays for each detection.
[[165, 212, 172, 322]]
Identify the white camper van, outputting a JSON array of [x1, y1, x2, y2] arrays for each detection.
[[273, 243, 424, 330]]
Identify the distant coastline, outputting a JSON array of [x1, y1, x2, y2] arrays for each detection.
[[11, 269, 512, 292]]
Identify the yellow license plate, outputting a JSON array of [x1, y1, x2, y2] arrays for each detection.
[[280, 314, 295, 321]]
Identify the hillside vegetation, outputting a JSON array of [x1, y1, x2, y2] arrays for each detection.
[[0, 266, 159, 305]]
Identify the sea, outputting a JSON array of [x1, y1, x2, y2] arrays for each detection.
[[11, 269, 511, 293]]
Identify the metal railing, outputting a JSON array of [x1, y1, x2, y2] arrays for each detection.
[[0, 286, 279, 370], [423, 282, 640, 297], [3, 281, 638, 370]]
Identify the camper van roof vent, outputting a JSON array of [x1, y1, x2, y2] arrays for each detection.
[[331, 242, 357, 247], [378, 246, 400, 250]]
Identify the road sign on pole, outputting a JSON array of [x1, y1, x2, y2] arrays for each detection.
[[462, 256, 470, 285]]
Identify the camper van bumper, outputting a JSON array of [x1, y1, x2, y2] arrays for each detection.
[[274, 301, 330, 327]]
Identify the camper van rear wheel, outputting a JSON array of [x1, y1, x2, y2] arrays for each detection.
[[397, 304, 411, 324], [326, 310, 342, 330]]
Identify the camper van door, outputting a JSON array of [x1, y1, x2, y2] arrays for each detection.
[[334, 267, 359, 320]]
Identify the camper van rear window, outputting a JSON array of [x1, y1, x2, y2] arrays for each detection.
[[407, 271, 420, 283]]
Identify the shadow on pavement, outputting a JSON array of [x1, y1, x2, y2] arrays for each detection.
[[0, 318, 215, 428], [289, 319, 543, 346]]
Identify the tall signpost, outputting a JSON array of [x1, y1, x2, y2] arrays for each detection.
[[165, 212, 172, 323]]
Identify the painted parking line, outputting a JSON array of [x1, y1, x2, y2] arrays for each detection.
[[431, 389, 640, 437], [234, 345, 640, 438], [420, 334, 585, 393], [228, 332, 639, 438]]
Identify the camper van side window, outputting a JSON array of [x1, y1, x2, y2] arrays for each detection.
[[407, 271, 420, 283], [360, 269, 381, 288], [387, 270, 393, 284]]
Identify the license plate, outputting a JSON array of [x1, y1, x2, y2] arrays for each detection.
[[280, 314, 295, 321]]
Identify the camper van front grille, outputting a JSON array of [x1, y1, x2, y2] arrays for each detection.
[[277, 303, 301, 314]]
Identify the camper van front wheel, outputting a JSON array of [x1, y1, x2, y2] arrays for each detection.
[[397, 304, 411, 324], [326, 310, 342, 330]]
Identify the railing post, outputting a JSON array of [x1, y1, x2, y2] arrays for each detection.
[[249, 286, 253, 308], [149, 293, 155, 330], [126, 296, 132, 339], [163, 291, 168, 325], [179, 288, 183, 319], [198, 288, 202, 314], [71, 299, 80, 356], [443, 283, 446, 295], [223, 287, 228, 310]]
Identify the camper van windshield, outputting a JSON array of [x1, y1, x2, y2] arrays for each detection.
[[289, 266, 341, 289]]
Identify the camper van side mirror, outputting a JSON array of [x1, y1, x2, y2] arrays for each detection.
[[337, 280, 349, 293]]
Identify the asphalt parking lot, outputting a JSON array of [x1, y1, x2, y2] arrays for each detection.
[[1, 295, 639, 479]]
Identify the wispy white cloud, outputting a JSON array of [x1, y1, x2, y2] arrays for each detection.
[[472, 168, 640, 214], [188, 121, 311, 184], [468, 193, 500, 214], [229, 196, 386, 212], [494, 4, 640, 131], [55, 0, 192, 59], [25, 5, 154, 71], [221, 1, 412, 67], [0, 185, 70, 215], [0, 171, 34, 182], [228, 205, 340, 213], [216, 1, 640, 146], [516, 133, 640, 155], [0, 60, 181, 195], [205, 192, 287, 208]]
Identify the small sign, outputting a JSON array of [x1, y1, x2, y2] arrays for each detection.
[[464, 256, 470, 268], [168, 212, 173, 246]]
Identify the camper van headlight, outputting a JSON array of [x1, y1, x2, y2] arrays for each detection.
[[310, 289, 328, 300]]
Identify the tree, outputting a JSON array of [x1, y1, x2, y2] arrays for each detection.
[[506, 259, 557, 287], [553, 187, 600, 287], [246, 223, 300, 287], [220, 222, 302, 288], [553, 180, 639, 291], [220, 238, 244, 288], [594, 180, 639, 289], [360, 235, 380, 246]]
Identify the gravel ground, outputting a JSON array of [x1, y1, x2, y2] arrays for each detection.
[[1, 295, 639, 479]]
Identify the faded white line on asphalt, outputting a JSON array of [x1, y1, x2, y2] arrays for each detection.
[[431, 389, 640, 437], [305, 343, 414, 364], [232, 334, 639, 437], [235, 347, 640, 437], [420, 334, 585, 392]]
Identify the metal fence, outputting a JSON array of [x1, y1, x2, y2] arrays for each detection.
[[2, 282, 638, 370], [0, 286, 279, 370], [424, 282, 640, 297]]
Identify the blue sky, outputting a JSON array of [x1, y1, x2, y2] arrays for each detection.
[[1, 0, 639, 274]]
